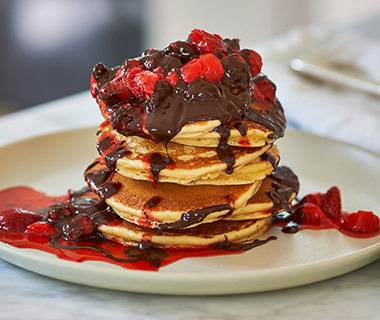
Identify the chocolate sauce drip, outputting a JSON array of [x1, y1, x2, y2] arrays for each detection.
[[148, 153, 174, 186], [265, 166, 300, 215], [84, 163, 121, 201], [97, 182, 121, 201], [97, 136, 113, 155], [214, 125, 235, 174], [145, 196, 161, 210], [233, 122, 247, 136], [85, 169, 112, 192], [104, 143, 131, 172], [223, 38, 240, 54], [270, 166, 300, 194], [215, 235, 277, 252], [156, 203, 232, 234], [261, 151, 277, 170]]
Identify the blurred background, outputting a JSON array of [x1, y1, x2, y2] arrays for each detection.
[[0, 0, 380, 115]]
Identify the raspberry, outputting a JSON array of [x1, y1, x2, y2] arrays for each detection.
[[342, 211, 380, 233], [299, 203, 326, 222], [0, 209, 42, 234], [254, 78, 276, 101], [189, 29, 227, 55], [252, 84, 265, 101], [240, 49, 262, 76], [133, 71, 164, 98], [25, 221, 57, 237], [181, 53, 224, 83], [321, 186, 342, 218]]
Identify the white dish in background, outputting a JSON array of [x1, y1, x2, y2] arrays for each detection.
[[0, 127, 379, 295]]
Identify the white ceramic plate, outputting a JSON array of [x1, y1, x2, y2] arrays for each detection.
[[0, 127, 379, 295]]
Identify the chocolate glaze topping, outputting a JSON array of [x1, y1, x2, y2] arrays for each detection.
[[156, 203, 233, 234], [91, 31, 287, 177]]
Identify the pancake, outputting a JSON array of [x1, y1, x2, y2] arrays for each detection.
[[98, 216, 271, 248], [85, 160, 262, 229], [96, 122, 279, 185], [170, 118, 276, 148]]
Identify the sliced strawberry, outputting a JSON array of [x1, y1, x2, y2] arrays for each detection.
[[321, 186, 342, 218], [188, 29, 227, 55], [342, 210, 380, 233], [301, 192, 323, 207], [181, 53, 224, 83], [299, 203, 326, 222], [0, 209, 42, 234], [122, 65, 145, 99], [133, 71, 164, 98], [25, 221, 57, 237], [165, 69, 180, 86]]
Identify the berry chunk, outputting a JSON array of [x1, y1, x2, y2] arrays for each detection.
[[25, 221, 57, 237], [342, 211, 380, 233], [0, 209, 42, 234], [62, 214, 95, 241], [299, 203, 326, 223], [189, 29, 227, 55], [133, 71, 164, 97], [240, 49, 262, 76], [181, 53, 224, 83], [301, 192, 323, 207], [321, 186, 342, 218], [98, 80, 132, 103]]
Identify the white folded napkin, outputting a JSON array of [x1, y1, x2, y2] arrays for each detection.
[[252, 26, 380, 155]]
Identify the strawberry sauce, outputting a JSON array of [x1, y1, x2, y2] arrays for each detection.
[[0, 186, 275, 271]]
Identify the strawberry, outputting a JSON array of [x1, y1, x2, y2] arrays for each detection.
[[301, 192, 323, 207], [240, 49, 262, 76], [165, 69, 180, 86], [298, 203, 326, 222], [62, 214, 95, 241], [321, 186, 342, 218], [25, 221, 57, 237], [342, 210, 380, 233], [133, 71, 164, 98], [188, 29, 227, 55], [0, 209, 42, 234], [253, 83, 265, 101], [122, 65, 145, 99], [181, 53, 224, 83]]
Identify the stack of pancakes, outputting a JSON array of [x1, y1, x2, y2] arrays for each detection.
[[85, 29, 299, 248], [84, 119, 297, 248]]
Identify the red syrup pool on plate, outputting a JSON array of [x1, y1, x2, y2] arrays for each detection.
[[0, 186, 276, 271]]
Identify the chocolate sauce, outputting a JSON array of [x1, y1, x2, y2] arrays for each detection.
[[265, 166, 300, 215], [148, 153, 174, 186], [214, 125, 235, 174], [261, 151, 278, 171], [233, 122, 247, 136], [156, 203, 232, 234], [215, 235, 277, 252], [92, 37, 286, 171], [84, 163, 120, 201], [103, 143, 131, 172]]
